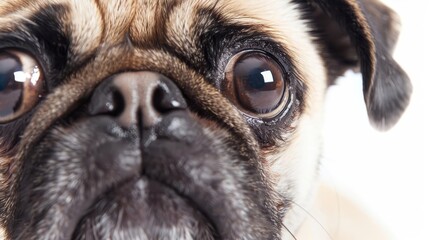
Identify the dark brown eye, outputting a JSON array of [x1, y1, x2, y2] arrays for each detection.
[[0, 50, 44, 123], [223, 51, 289, 118]]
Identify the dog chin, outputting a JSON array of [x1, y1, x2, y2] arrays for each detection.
[[73, 176, 216, 240], [12, 113, 280, 240]]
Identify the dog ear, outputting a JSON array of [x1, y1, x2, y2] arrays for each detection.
[[301, 0, 412, 130]]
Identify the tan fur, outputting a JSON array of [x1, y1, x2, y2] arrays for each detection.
[[0, 0, 396, 239], [1, 1, 322, 238]]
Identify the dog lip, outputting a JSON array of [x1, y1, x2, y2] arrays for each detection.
[[138, 111, 279, 239], [73, 175, 219, 239], [141, 138, 274, 240]]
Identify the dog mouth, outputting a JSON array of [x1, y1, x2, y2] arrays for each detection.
[[72, 174, 218, 240], [70, 136, 227, 240], [11, 115, 281, 240]]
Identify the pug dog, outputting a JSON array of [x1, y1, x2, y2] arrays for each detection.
[[0, 0, 411, 239]]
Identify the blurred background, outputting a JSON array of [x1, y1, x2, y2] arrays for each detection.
[[320, 0, 428, 239]]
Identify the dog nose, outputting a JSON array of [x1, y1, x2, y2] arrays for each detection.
[[88, 72, 187, 128]]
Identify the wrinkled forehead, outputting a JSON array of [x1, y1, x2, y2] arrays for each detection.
[[0, 0, 308, 59], [0, 0, 326, 106]]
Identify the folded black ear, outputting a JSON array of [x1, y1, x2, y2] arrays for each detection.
[[299, 0, 412, 130]]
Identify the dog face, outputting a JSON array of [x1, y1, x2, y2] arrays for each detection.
[[0, 0, 411, 239]]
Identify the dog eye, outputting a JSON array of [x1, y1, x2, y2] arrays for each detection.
[[223, 51, 289, 118], [0, 50, 44, 123]]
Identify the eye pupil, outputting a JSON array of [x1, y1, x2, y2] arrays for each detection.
[[0, 54, 24, 118], [246, 69, 268, 89], [0, 56, 21, 90]]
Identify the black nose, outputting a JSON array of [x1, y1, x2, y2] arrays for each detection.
[[88, 72, 187, 128]]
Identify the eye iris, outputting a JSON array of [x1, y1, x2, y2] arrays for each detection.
[[0, 50, 43, 123], [0, 54, 24, 118], [232, 52, 286, 115]]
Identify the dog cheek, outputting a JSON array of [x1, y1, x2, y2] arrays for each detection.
[[265, 113, 324, 229], [0, 152, 17, 230], [0, 154, 10, 222]]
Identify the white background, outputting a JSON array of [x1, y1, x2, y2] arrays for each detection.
[[320, 0, 428, 239]]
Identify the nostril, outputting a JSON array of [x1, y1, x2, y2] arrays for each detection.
[[153, 86, 170, 114], [153, 84, 187, 114], [109, 89, 126, 116], [88, 86, 126, 117], [89, 72, 188, 129]]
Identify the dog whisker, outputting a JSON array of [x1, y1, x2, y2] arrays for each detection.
[[91, 220, 98, 240], [0, 0, 409, 239], [318, 161, 342, 238], [281, 222, 298, 240], [114, 206, 124, 235], [289, 200, 334, 240]]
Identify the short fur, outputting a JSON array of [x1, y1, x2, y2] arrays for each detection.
[[0, 0, 411, 239]]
